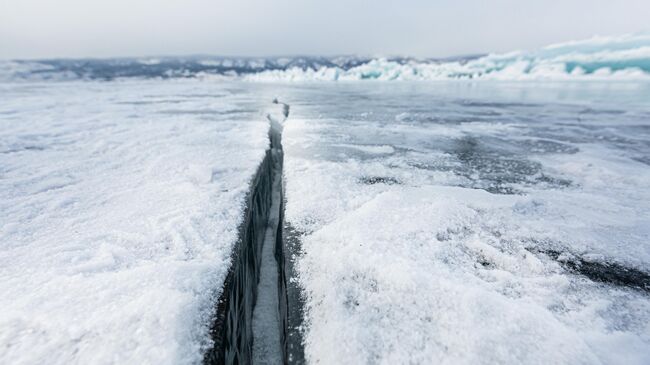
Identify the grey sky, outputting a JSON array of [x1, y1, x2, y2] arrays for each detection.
[[1, 0, 649, 59]]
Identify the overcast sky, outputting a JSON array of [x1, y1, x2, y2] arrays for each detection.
[[1, 0, 649, 59]]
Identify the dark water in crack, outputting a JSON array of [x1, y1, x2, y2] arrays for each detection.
[[252, 121, 285, 364]]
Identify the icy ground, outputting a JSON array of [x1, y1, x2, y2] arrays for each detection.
[[281, 82, 650, 364], [2, 77, 650, 365], [0, 80, 274, 364]]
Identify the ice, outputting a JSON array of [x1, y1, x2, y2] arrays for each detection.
[[281, 82, 650, 364], [3, 34, 649, 83], [247, 33, 650, 81], [0, 80, 272, 364], [2, 67, 650, 364]]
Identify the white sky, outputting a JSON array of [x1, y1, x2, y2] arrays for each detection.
[[1, 0, 649, 59]]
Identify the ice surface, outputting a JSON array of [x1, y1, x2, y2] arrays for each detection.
[[281, 82, 650, 364], [3, 72, 650, 364], [0, 80, 273, 364]]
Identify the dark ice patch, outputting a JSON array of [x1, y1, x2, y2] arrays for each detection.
[[457, 100, 540, 108], [1, 145, 46, 154], [449, 136, 573, 194], [359, 176, 401, 185], [633, 156, 650, 166], [515, 139, 580, 154], [158, 108, 256, 116], [542, 250, 650, 293], [579, 108, 626, 115], [115, 99, 187, 105]]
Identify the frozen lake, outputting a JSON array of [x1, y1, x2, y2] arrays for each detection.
[[280, 81, 650, 364], [1, 79, 650, 364]]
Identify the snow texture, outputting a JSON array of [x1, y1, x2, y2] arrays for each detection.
[[2, 72, 650, 365], [281, 82, 650, 364], [0, 80, 271, 364]]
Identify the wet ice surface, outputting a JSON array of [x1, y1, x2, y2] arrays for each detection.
[[281, 82, 650, 364], [0, 80, 273, 364]]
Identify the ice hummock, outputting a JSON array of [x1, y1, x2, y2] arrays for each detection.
[[281, 82, 650, 364], [248, 33, 650, 81], [3, 33, 650, 82], [0, 80, 273, 364]]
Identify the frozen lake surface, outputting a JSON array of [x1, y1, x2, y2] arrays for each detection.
[[281, 82, 650, 364], [1, 79, 650, 365], [0, 80, 274, 364]]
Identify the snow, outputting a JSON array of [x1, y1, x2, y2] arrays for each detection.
[[0, 80, 272, 364], [2, 74, 650, 365], [281, 82, 650, 364]]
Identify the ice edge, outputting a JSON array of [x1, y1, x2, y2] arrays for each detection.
[[204, 100, 305, 364]]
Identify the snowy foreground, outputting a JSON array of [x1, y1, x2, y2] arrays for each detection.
[[281, 83, 650, 364], [1, 78, 650, 365], [0, 80, 273, 364]]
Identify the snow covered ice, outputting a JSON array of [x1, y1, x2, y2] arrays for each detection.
[[281, 82, 650, 364], [2, 33, 650, 365], [0, 80, 274, 364]]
